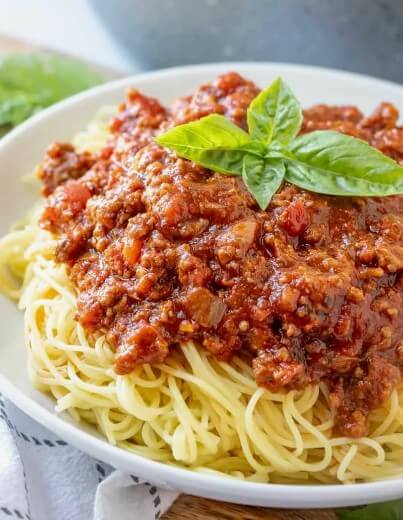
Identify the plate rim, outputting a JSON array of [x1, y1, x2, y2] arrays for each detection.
[[1, 61, 403, 509]]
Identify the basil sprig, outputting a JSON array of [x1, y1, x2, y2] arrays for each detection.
[[156, 77, 403, 209]]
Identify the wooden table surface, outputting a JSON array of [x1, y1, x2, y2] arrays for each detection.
[[163, 496, 337, 520], [0, 34, 342, 520]]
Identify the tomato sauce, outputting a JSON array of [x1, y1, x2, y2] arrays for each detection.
[[38, 73, 403, 437]]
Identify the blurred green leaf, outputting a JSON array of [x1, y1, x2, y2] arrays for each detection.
[[0, 124, 11, 137], [0, 52, 103, 135], [337, 499, 403, 519]]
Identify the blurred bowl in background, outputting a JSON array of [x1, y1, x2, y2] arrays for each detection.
[[88, 0, 403, 82]]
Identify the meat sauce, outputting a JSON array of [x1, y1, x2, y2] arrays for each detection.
[[38, 73, 403, 437]]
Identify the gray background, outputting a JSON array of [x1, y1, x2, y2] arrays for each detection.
[[90, 0, 403, 82]]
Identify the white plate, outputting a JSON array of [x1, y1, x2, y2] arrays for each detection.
[[1, 62, 403, 509]]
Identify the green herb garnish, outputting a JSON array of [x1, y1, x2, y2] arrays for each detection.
[[0, 53, 103, 134], [156, 77, 403, 209], [337, 498, 403, 519]]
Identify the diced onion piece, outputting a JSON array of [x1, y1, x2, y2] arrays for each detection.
[[183, 287, 226, 328]]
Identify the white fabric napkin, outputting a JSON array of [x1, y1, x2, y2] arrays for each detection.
[[0, 395, 179, 520]]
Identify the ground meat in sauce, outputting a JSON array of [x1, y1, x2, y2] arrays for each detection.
[[38, 72, 403, 438], [37, 142, 96, 197]]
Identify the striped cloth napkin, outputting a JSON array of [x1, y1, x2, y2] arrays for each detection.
[[0, 395, 178, 520]]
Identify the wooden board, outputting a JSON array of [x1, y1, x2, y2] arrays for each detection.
[[0, 34, 340, 520], [163, 496, 337, 520]]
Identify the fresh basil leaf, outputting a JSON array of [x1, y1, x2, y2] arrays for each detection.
[[242, 154, 285, 209], [0, 53, 103, 130], [156, 114, 264, 175], [337, 499, 403, 519], [286, 130, 403, 196], [247, 77, 302, 145]]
